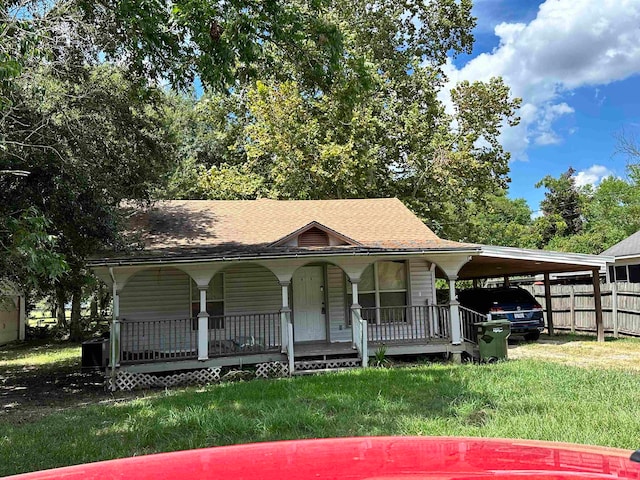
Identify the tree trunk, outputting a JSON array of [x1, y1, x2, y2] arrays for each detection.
[[55, 286, 67, 329], [69, 283, 83, 342]]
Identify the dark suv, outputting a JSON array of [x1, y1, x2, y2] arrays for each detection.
[[458, 287, 545, 341]]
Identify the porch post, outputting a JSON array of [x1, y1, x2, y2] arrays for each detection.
[[197, 286, 209, 360], [544, 273, 554, 336], [449, 278, 462, 345], [279, 281, 291, 354], [351, 280, 360, 349], [593, 268, 604, 343], [109, 268, 121, 390]]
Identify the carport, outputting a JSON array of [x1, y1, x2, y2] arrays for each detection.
[[456, 246, 614, 342]]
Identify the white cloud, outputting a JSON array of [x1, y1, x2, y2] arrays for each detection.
[[442, 0, 640, 160], [574, 165, 612, 187]]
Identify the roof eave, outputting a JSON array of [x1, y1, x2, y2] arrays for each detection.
[[88, 246, 481, 268]]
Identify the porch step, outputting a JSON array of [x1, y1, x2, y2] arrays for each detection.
[[293, 357, 361, 374]]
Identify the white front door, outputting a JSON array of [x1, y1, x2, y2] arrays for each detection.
[[293, 266, 326, 342]]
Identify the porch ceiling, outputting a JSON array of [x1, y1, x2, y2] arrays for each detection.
[[456, 246, 614, 280]]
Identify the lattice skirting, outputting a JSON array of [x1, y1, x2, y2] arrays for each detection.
[[294, 358, 360, 371], [110, 362, 290, 391], [255, 361, 290, 379]]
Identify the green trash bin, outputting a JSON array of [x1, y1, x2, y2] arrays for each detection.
[[475, 320, 511, 362]]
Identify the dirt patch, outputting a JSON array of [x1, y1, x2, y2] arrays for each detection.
[[508, 333, 640, 370]]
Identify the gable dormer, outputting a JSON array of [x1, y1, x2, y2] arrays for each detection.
[[270, 221, 361, 248]]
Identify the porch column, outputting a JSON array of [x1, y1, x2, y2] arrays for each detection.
[[350, 280, 360, 348], [280, 281, 291, 354], [110, 287, 121, 369], [197, 286, 209, 360], [449, 278, 462, 345], [544, 273, 554, 336], [593, 268, 604, 343]]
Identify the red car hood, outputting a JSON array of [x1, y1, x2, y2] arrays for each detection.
[[6, 436, 640, 480]]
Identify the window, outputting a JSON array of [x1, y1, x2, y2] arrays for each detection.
[[347, 261, 408, 323], [191, 272, 225, 329], [615, 265, 628, 282], [629, 264, 640, 283]]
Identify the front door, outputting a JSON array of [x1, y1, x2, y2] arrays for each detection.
[[293, 266, 326, 342]]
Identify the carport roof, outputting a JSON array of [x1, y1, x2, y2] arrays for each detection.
[[457, 245, 614, 280]]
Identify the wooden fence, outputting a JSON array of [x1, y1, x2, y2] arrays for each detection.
[[521, 283, 640, 337]]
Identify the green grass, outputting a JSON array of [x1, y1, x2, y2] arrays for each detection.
[[2, 359, 640, 476], [0, 341, 81, 371]]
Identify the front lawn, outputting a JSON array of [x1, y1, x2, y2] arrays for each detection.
[[2, 349, 640, 476]]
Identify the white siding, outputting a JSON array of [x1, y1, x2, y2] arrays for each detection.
[[327, 265, 350, 342], [224, 264, 281, 314], [408, 259, 434, 306], [119, 267, 190, 321], [0, 297, 19, 345]]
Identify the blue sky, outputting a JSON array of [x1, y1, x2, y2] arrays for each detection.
[[445, 0, 640, 213]]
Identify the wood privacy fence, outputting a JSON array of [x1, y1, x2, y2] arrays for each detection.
[[521, 283, 640, 337]]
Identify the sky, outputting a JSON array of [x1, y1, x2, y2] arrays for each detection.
[[442, 0, 640, 213]]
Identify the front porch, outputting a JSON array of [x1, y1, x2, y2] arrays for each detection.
[[114, 303, 464, 375]]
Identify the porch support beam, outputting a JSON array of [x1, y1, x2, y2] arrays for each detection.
[[449, 277, 462, 345], [280, 281, 291, 355], [108, 267, 121, 391], [197, 286, 209, 361], [593, 268, 604, 343], [543, 273, 554, 336]]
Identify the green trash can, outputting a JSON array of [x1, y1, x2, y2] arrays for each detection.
[[475, 320, 511, 363]]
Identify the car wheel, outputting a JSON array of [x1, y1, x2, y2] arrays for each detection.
[[524, 330, 540, 341]]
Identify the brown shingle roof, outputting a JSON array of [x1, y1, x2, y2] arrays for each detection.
[[95, 198, 472, 262]]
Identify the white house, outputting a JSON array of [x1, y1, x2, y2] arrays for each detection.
[[89, 198, 609, 386]]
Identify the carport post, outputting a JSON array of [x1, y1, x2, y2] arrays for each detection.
[[543, 273, 554, 336], [593, 268, 604, 342]]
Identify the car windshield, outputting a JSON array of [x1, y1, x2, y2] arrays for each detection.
[[491, 290, 536, 304]]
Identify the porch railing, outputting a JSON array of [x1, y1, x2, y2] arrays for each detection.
[[120, 317, 198, 364], [351, 308, 368, 367], [119, 312, 281, 365], [362, 305, 451, 344], [459, 306, 487, 344], [207, 312, 281, 357]]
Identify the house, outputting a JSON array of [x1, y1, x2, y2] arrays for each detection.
[[601, 230, 640, 283], [89, 199, 610, 388], [0, 280, 26, 346]]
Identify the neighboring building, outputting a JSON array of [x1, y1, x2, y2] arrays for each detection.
[[601, 231, 640, 283], [89, 198, 609, 386], [0, 280, 26, 346]]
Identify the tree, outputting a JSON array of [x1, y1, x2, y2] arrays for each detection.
[[535, 167, 584, 245], [1, 64, 175, 339], [451, 192, 535, 248], [162, 1, 521, 241]]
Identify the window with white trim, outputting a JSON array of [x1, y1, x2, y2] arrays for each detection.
[[190, 272, 224, 329], [347, 261, 408, 323]]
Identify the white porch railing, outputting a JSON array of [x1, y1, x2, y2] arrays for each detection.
[[459, 306, 488, 344], [361, 305, 451, 344], [119, 312, 281, 365], [351, 307, 368, 367]]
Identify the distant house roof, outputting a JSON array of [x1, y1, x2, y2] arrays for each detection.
[[600, 230, 640, 258], [91, 198, 472, 264]]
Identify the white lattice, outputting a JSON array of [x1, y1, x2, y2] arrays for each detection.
[[255, 362, 290, 379], [112, 367, 222, 391], [294, 358, 360, 371], [220, 370, 255, 382]]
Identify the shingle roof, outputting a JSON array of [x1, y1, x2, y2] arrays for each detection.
[[95, 198, 471, 262], [601, 230, 640, 258]]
